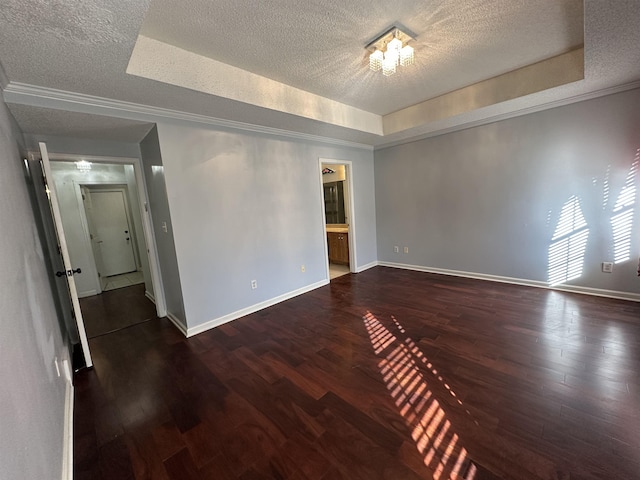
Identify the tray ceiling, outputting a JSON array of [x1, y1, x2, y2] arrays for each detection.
[[0, 0, 638, 147]]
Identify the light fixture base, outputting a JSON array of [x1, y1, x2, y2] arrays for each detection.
[[366, 26, 415, 53]]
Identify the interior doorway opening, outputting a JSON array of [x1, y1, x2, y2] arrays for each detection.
[[80, 184, 142, 292], [320, 159, 356, 281], [48, 158, 162, 340]]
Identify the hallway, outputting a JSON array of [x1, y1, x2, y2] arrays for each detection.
[[79, 283, 157, 338]]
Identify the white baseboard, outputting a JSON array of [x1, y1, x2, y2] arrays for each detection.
[[354, 261, 379, 273], [377, 261, 640, 303], [61, 379, 73, 480], [187, 279, 330, 337], [77, 289, 98, 298], [145, 290, 156, 304], [167, 312, 188, 337]]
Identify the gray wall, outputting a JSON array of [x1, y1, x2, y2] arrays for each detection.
[[375, 88, 640, 295], [0, 94, 69, 478], [140, 126, 186, 325], [155, 121, 377, 330]]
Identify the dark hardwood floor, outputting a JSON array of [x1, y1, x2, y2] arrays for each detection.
[[74, 267, 640, 479], [79, 284, 157, 338]]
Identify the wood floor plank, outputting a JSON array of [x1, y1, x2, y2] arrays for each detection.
[[75, 267, 640, 479]]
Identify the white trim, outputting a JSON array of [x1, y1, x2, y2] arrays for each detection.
[[74, 183, 103, 293], [354, 260, 379, 273], [31, 152, 138, 164], [39, 143, 94, 368], [319, 158, 358, 276], [550, 284, 640, 302], [167, 312, 188, 337], [61, 380, 73, 480], [377, 262, 640, 302], [5, 82, 374, 151], [187, 279, 329, 337], [145, 290, 156, 304], [376, 80, 640, 150], [6, 81, 640, 152], [82, 186, 140, 276]]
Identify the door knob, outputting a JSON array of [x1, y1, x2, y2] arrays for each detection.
[[55, 268, 81, 277]]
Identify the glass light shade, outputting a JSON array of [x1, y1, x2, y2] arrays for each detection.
[[384, 48, 399, 67], [387, 37, 402, 54], [369, 49, 383, 71], [75, 160, 92, 172], [382, 55, 397, 76], [400, 44, 414, 66]]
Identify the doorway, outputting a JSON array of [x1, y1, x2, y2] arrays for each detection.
[[47, 154, 166, 342], [81, 185, 141, 291], [320, 159, 356, 281]]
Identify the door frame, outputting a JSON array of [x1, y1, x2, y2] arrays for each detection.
[[76, 183, 141, 291], [40, 152, 168, 319], [37, 143, 93, 368], [318, 158, 357, 280]]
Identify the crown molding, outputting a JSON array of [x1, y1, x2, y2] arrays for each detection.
[[2, 82, 374, 151], [5, 79, 640, 153], [375, 80, 640, 150]]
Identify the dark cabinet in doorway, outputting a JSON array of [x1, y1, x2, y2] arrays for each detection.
[[327, 231, 349, 265], [324, 181, 346, 224]]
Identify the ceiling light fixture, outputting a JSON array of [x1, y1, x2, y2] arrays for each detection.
[[366, 26, 415, 77], [75, 160, 92, 173]]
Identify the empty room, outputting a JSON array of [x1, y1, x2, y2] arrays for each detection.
[[1, 1, 640, 479]]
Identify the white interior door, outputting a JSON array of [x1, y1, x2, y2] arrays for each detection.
[[90, 190, 137, 276], [81, 186, 107, 291], [39, 142, 93, 368]]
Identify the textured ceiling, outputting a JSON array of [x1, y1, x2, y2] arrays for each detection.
[[0, 1, 639, 148], [140, 0, 584, 115], [9, 104, 154, 142]]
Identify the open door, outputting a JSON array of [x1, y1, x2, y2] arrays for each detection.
[[39, 142, 93, 368]]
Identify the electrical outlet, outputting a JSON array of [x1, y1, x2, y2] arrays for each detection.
[[602, 262, 613, 273], [162, 221, 168, 233], [301, 265, 305, 272], [394, 246, 399, 253], [403, 247, 409, 254], [251, 279, 257, 289]]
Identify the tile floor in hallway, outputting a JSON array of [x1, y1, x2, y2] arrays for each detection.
[[103, 270, 145, 291], [329, 263, 350, 280]]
